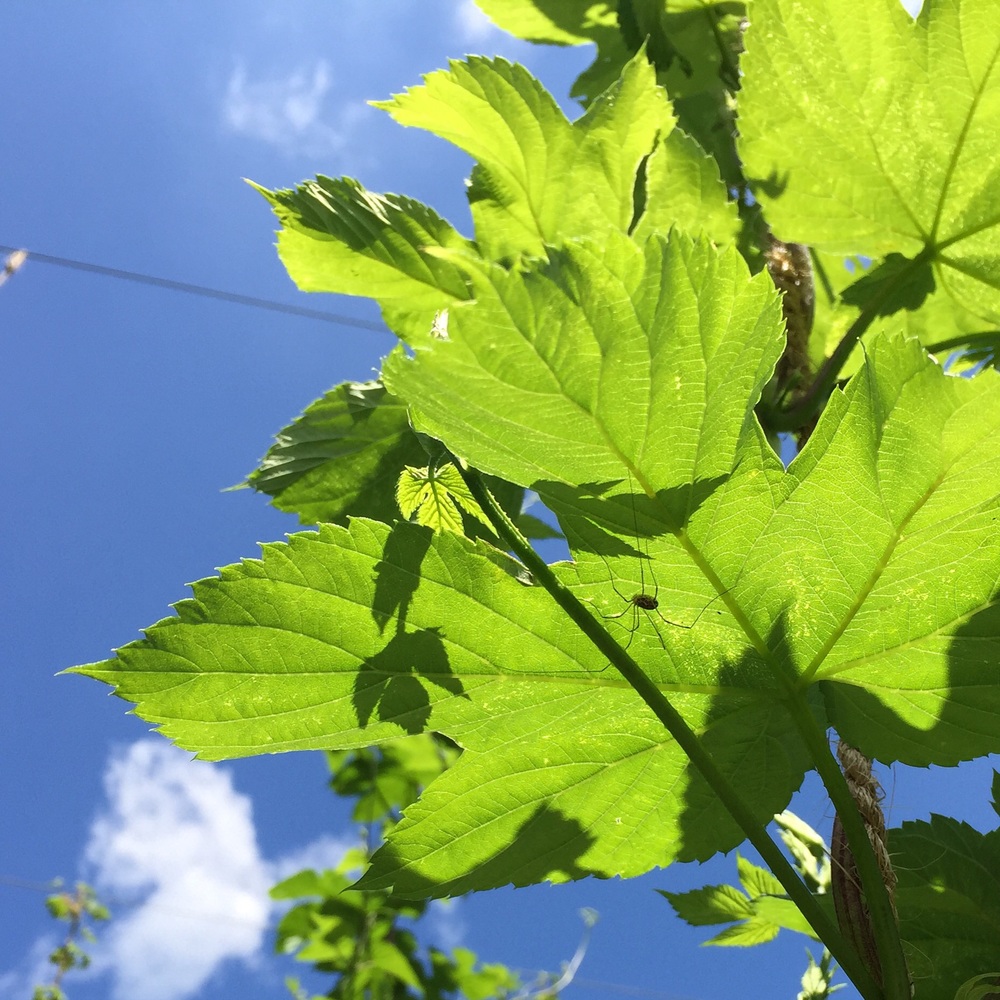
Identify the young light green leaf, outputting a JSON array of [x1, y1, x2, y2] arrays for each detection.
[[374, 54, 673, 259], [798, 951, 843, 1000], [660, 883, 754, 925], [396, 462, 494, 534], [739, 0, 1000, 320], [251, 177, 475, 340], [396, 465, 464, 533], [247, 380, 427, 526], [776, 811, 832, 893], [737, 854, 785, 899]]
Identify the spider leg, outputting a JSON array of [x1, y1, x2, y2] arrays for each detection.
[[600, 607, 631, 621]]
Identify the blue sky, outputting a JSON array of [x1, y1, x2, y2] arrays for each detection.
[[3, 2, 995, 999]]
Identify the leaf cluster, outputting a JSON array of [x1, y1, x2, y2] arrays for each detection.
[[33, 882, 109, 1000], [70, 2, 1000, 998], [273, 735, 529, 999]]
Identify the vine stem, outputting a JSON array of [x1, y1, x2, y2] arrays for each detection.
[[455, 463, 883, 1000], [762, 247, 935, 432], [785, 703, 911, 1000]]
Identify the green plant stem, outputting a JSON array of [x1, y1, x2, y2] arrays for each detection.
[[925, 329, 1000, 356], [763, 247, 934, 432], [764, 299, 879, 432], [456, 464, 883, 1000]]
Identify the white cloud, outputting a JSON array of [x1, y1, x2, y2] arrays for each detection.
[[222, 60, 360, 156], [454, 0, 498, 43], [427, 898, 466, 954], [78, 741, 352, 1000]]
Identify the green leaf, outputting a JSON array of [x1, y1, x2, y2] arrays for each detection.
[[472, 0, 617, 45], [955, 974, 1000, 1000], [894, 812, 1000, 1000], [72, 518, 806, 893], [765, 336, 1000, 766], [73, 231, 1000, 897], [270, 868, 348, 901], [251, 177, 475, 340], [739, 0, 1000, 321], [840, 253, 937, 317], [619, 1, 746, 182], [470, 1, 630, 106], [71, 519, 600, 759], [753, 894, 823, 939], [619, 0, 745, 100], [815, 255, 998, 380], [247, 379, 427, 526], [384, 229, 783, 490], [633, 129, 740, 244], [515, 512, 563, 540], [662, 852, 822, 945], [374, 54, 672, 259], [396, 462, 494, 534], [737, 854, 784, 899], [704, 917, 780, 947], [660, 883, 754, 924], [368, 938, 423, 990]]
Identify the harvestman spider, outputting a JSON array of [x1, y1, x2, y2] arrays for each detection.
[[594, 480, 724, 654]]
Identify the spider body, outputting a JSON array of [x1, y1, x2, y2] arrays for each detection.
[[599, 559, 681, 652]]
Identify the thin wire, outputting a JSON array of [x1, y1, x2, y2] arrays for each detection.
[[0, 244, 388, 332]]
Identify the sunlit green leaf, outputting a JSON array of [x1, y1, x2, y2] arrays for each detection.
[[72, 232, 1000, 898], [472, 0, 616, 44], [739, 0, 1000, 320], [374, 54, 671, 259], [251, 177, 475, 340]]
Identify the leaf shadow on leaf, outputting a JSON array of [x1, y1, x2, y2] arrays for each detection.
[[840, 254, 936, 318], [540, 475, 730, 556], [360, 801, 601, 897], [747, 169, 789, 201], [356, 521, 469, 733], [353, 627, 465, 734], [372, 521, 435, 632], [671, 612, 809, 862], [821, 600, 1000, 768]]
